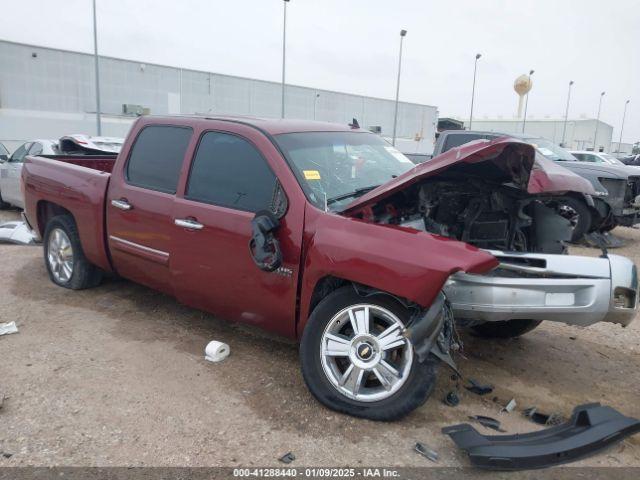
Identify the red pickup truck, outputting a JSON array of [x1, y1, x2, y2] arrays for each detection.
[[22, 116, 638, 420]]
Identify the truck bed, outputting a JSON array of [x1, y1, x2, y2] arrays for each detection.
[[22, 154, 114, 272]]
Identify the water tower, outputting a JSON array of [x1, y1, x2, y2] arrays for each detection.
[[514, 74, 533, 118]]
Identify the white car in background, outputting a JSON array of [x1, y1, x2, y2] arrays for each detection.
[[570, 150, 631, 167], [0, 139, 58, 209], [0, 136, 123, 210]]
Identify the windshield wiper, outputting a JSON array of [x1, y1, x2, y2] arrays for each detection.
[[326, 184, 381, 206]]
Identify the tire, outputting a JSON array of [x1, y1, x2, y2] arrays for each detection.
[[300, 286, 439, 421], [470, 319, 542, 339], [43, 214, 103, 290], [554, 196, 592, 242]]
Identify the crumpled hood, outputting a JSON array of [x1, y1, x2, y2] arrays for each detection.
[[343, 137, 594, 215]]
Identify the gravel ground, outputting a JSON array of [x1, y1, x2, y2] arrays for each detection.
[[0, 208, 639, 468]]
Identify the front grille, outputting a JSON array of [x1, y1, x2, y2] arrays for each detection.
[[600, 178, 626, 210]]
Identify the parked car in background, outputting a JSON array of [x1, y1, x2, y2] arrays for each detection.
[[432, 131, 640, 240], [21, 116, 638, 420], [0, 139, 58, 209], [621, 154, 640, 166], [0, 136, 123, 210], [0, 142, 9, 161], [571, 150, 631, 167]]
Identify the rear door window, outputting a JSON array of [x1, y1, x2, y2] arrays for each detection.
[[126, 126, 193, 194], [10, 143, 31, 163], [186, 131, 276, 212]]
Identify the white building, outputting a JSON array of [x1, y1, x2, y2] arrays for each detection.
[[0, 40, 438, 153], [459, 118, 614, 153]]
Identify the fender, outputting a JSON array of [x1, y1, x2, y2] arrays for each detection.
[[297, 205, 498, 337]]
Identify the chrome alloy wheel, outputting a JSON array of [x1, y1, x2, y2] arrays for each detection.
[[47, 228, 74, 283], [320, 304, 413, 402]]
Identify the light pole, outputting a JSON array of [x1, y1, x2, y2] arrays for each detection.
[[560, 80, 574, 147], [618, 99, 630, 155], [92, 0, 102, 135], [281, 0, 290, 119], [593, 91, 605, 151], [468, 53, 481, 130], [522, 69, 534, 133], [392, 29, 407, 146]]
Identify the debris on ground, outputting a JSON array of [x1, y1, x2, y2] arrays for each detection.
[[0, 394, 5, 410], [583, 231, 625, 249], [1, 452, 12, 459], [443, 390, 460, 407], [0, 221, 37, 245], [414, 442, 439, 462], [204, 340, 230, 363], [502, 398, 517, 413], [523, 407, 565, 426], [442, 403, 640, 470], [278, 452, 295, 464], [0, 321, 18, 336], [464, 378, 494, 396], [468, 415, 506, 432]]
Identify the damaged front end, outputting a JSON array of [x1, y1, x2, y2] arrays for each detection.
[[404, 292, 459, 372]]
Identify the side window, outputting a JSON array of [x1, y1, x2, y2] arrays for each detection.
[[186, 132, 277, 212], [10, 143, 30, 163], [126, 125, 192, 194], [29, 142, 43, 156], [573, 153, 585, 161]]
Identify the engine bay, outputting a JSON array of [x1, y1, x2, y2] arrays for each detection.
[[363, 175, 573, 255]]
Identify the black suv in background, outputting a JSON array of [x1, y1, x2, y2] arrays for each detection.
[[428, 130, 640, 241]]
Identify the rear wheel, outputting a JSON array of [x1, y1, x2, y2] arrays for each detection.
[[300, 286, 439, 421], [43, 214, 102, 289], [471, 319, 542, 339]]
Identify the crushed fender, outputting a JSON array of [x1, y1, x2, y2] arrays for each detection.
[[442, 403, 640, 470]]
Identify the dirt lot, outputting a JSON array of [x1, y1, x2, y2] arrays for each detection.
[[1, 208, 639, 468]]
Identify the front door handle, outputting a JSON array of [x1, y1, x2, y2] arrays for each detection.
[[111, 199, 132, 211], [175, 218, 204, 230]]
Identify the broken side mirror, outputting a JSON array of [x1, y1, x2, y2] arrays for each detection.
[[249, 210, 282, 272]]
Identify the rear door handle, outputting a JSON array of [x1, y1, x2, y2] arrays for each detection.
[[175, 218, 204, 230], [111, 199, 132, 211]]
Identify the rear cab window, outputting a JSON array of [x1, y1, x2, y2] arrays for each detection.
[[126, 125, 193, 194]]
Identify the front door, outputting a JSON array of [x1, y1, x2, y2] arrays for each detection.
[[170, 125, 304, 338], [106, 124, 193, 294]]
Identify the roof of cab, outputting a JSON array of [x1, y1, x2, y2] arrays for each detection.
[[139, 114, 364, 135]]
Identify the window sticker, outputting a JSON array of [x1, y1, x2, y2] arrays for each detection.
[[303, 170, 321, 180]]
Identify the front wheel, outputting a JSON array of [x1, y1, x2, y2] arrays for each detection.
[[300, 286, 438, 421], [470, 319, 542, 339], [43, 214, 103, 289]]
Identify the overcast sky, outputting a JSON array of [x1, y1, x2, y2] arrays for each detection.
[[2, 0, 639, 143]]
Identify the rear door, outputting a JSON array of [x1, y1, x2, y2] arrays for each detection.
[[106, 124, 193, 294], [170, 123, 305, 338]]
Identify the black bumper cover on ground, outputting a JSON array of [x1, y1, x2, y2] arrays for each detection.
[[442, 403, 640, 470]]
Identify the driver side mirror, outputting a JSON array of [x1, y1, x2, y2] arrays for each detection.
[[249, 210, 283, 272]]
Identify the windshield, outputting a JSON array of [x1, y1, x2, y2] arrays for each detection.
[[275, 131, 415, 210], [601, 154, 625, 166], [523, 138, 577, 162]]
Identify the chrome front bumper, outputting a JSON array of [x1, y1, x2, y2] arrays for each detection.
[[444, 251, 638, 327]]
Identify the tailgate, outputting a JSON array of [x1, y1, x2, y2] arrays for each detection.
[[444, 251, 638, 327]]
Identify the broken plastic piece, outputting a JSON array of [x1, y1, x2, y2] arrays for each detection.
[[279, 452, 295, 464], [414, 442, 439, 462], [442, 403, 640, 470], [0, 321, 18, 336], [204, 341, 230, 362], [0, 221, 37, 245], [502, 398, 517, 413], [468, 415, 506, 432], [523, 407, 565, 426], [444, 390, 460, 407], [464, 378, 494, 396]]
